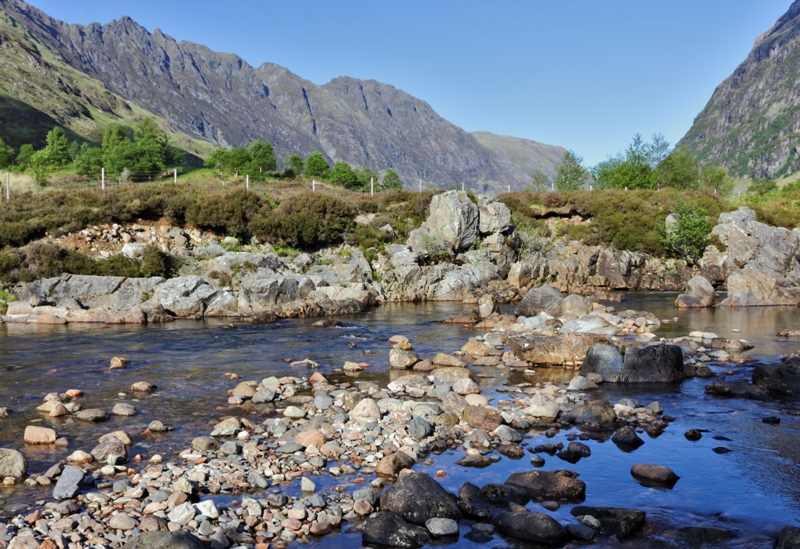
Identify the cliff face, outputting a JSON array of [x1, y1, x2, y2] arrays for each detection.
[[680, 0, 800, 179], [0, 0, 564, 190]]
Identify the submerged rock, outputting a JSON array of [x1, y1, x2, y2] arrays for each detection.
[[569, 506, 646, 538], [362, 512, 430, 548], [380, 472, 461, 525], [505, 470, 586, 502], [493, 510, 568, 545]]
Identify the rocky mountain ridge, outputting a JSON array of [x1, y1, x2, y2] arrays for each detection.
[[679, 0, 800, 179], [0, 0, 565, 191]]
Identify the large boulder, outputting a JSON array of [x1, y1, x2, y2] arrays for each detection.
[[515, 285, 565, 317], [712, 207, 799, 274], [0, 448, 27, 479], [619, 344, 686, 383], [505, 470, 586, 502], [775, 526, 800, 549], [561, 399, 616, 424], [561, 294, 595, 316], [718, 269, 800, 307], [676, 276, 716, 308], [380, 472, 462, 526], [53, 465, 85, 500], [753, 357, 800, 396], [704, 381, 770, 400], [238, 271, 315, 314], [154, 276, 217, 318], [581, 344, 623, 382], [493, 510, 568, 545], [509, 333, 608, 368], [427, 191, 480, 252], [362, 512, 430, 548]]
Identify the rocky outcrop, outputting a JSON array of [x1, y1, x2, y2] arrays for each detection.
[[712, 208, 800, 306], [515, 285, 565, 317], [508, 333, 609, 369], [675, 276, 716, 308], [753, 356, 800, 396], [581, 343, 687, 383]]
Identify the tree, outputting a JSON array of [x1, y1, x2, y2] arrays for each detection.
[[304, 151, 330, 178], [656, 148, 699, 190], [248, 140, 277, 175], [357, 167, 379, 189], [75, 144, 104, 177], [0, 138, 14, 169], [382, 169, 402, 190], [330, 162, 359, 188], [28, 150, 53, 188], [226, 148, 251, 177], [132, 118, 168, 175], [285, 155, 304, 176], [749, 178, 777, 196], [15, 144, 34, 169], [43, 127, 69, 167], [554, 150, 589, 191], [592, 134, 657, 190], [699, 165, 734, 196], [529, 170, 550, 192], [206, 148, 229, 174], [661, 202, 711, 264]]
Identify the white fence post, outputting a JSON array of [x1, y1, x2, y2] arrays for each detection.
[[312, 179, 316, 192], [246, 174, 250, 191], [371, 177, 374, 196], [101, 168, 105, 190], [174, 169, 177, 184], [419, 180, 422, 192], [5, 172, 8, 201], [461, 182, 464, 192]]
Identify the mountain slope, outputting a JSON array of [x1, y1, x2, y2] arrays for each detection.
[[679, 0, 800, 179], [472, 131, 567, 181], [0, 0, 563, 190]]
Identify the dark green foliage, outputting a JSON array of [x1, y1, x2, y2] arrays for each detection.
[[0, 137, 14, 169], [749, 178, 777, 196], [75, 144, 104, 177], [529, 170, 549, 192], [357, 167, 380, 190], [656, 147, 700, 190], [248, 140, 277, 175], [330, 162, 359, 188], [185, 188, 266, 236], [345, 224, 393, 262], [0, 243, 180, 284], [382, 169, 402, 190], [286, 155, 304, 176], [15, 143, 33, 169], [99, 119, 178, 179], [660, 202, 712, 263], [43, 126, 69, 167], [251, 192, 355, 248], [554, 150, 589, 191], [304, 151, 330, 178]]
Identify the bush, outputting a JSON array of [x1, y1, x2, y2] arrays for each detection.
[[660, 202, 712, 263]]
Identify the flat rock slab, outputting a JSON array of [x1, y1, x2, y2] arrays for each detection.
[[53, 465, 84, 500], [124, 531, 205, 549]]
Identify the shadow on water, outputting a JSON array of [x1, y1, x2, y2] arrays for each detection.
[[1, 296, 799, 546]]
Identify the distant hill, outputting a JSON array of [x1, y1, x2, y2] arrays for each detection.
[[472, 132, 566, 183], [0, 0, 564, 190], [679, 0, 800, 179]]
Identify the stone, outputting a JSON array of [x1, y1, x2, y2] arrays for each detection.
[[284, 406, 306, 419], [380, 472, 462, 525], [191, 436, 220, 452], [509, 332, 608, 367], [296, 430, 326, 448], [426, 517, 459, 537], [493, 510, 568, 545], [505, 469, 586, 501], [453, 378, 480, 395], [753, 356, 800, 396], [619, 344, 686, 383], [168, 502, 196, 525], [569, 506, 646, 538], [67, 450, 93, 464], [409, 416, 433, 440], [75, 408, 108, 422], [567, 522, 597, 541], [131, 381, 155, 393], [109, 356, 130, 370], [775, 526, 800, 549], [675, 276, 716, 308], [112, 403, 136, 416], [561, 399, 616, 424], [0, 448, 27, 479], [390, 348, 421, 369], [704, 381, 769, 400], [561, 294, 595, 316], [376, 452, 415, 477], [195, 500, 219, 519], [612, 428, 644, 450], [362, 512, 430, 549], [523, 394, 560, 420], [631, 464, 680, 487], [433, 353, 466, 367], [351, 398, 381, 423], [91, 436, 128, 464], [301, 477, 316, 492], [125, 531, 205, 549], [478, 196, 512, 235], [567, 375, 598, 391], [582, 343, 624, 382], [53, 465, 84, 500], [463, 405, 503, 430], [515, 285, 565, 317], [24, 426, 57, 445], [109, 513, 137, 530], [310, 521, 333, 536], [494, 425, 523, 443]]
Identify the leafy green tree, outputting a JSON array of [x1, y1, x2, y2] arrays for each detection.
[[75, 144, 104, 177], [592, 134, 657, 190], [656, 148, 699, 190], [529, 170, 550, 192], [132, 118, 168, 175], [554, 150, 589, 191], [28, 150, 53, 188], [0, 138, 14, 169], [227, 148, 251, 177], [43, 127, 69, 167], [330, 162, 360, 188], [68, 141, 80, 163], [748, 178, 777, 196], [382, 169, 402, 190], [286, 155, 304, 176], [357, 167, 380, 189], [661, 202, 711, 264], [248, 140, 277, 175], [15, 144, 34, 169], [699, 165, 734, 196], [206, 149, 229, 174], [304, 151, 330, 178]]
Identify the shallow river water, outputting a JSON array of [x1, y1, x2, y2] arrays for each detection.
[[1, 294, 799, 548]]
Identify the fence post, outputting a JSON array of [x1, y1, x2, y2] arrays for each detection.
[[371, 177, 374, 196], [508, 184, 510, 194], [419, 180, 422, 192], [313, 179, 316, 192], [5, 172, 8, 201], [174, 168, 177, 184], [246, 174, 249, 192], [461, 182, 464, 192], [101, 168, 105, 190]]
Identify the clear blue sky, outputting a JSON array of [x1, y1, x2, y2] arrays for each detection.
[[31, 0, 792, 165]]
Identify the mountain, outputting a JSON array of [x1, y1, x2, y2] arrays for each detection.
[[679, 1, 800, 179], [0, 0, 564, 190], [472, 131, 566, 182]]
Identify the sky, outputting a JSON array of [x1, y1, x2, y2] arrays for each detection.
[[30, 0, 793, 166]]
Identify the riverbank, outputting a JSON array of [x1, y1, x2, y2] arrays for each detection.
[[0, 295, 799, 548]]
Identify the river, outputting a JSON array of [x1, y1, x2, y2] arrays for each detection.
[[0, 293, 798, 547]]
